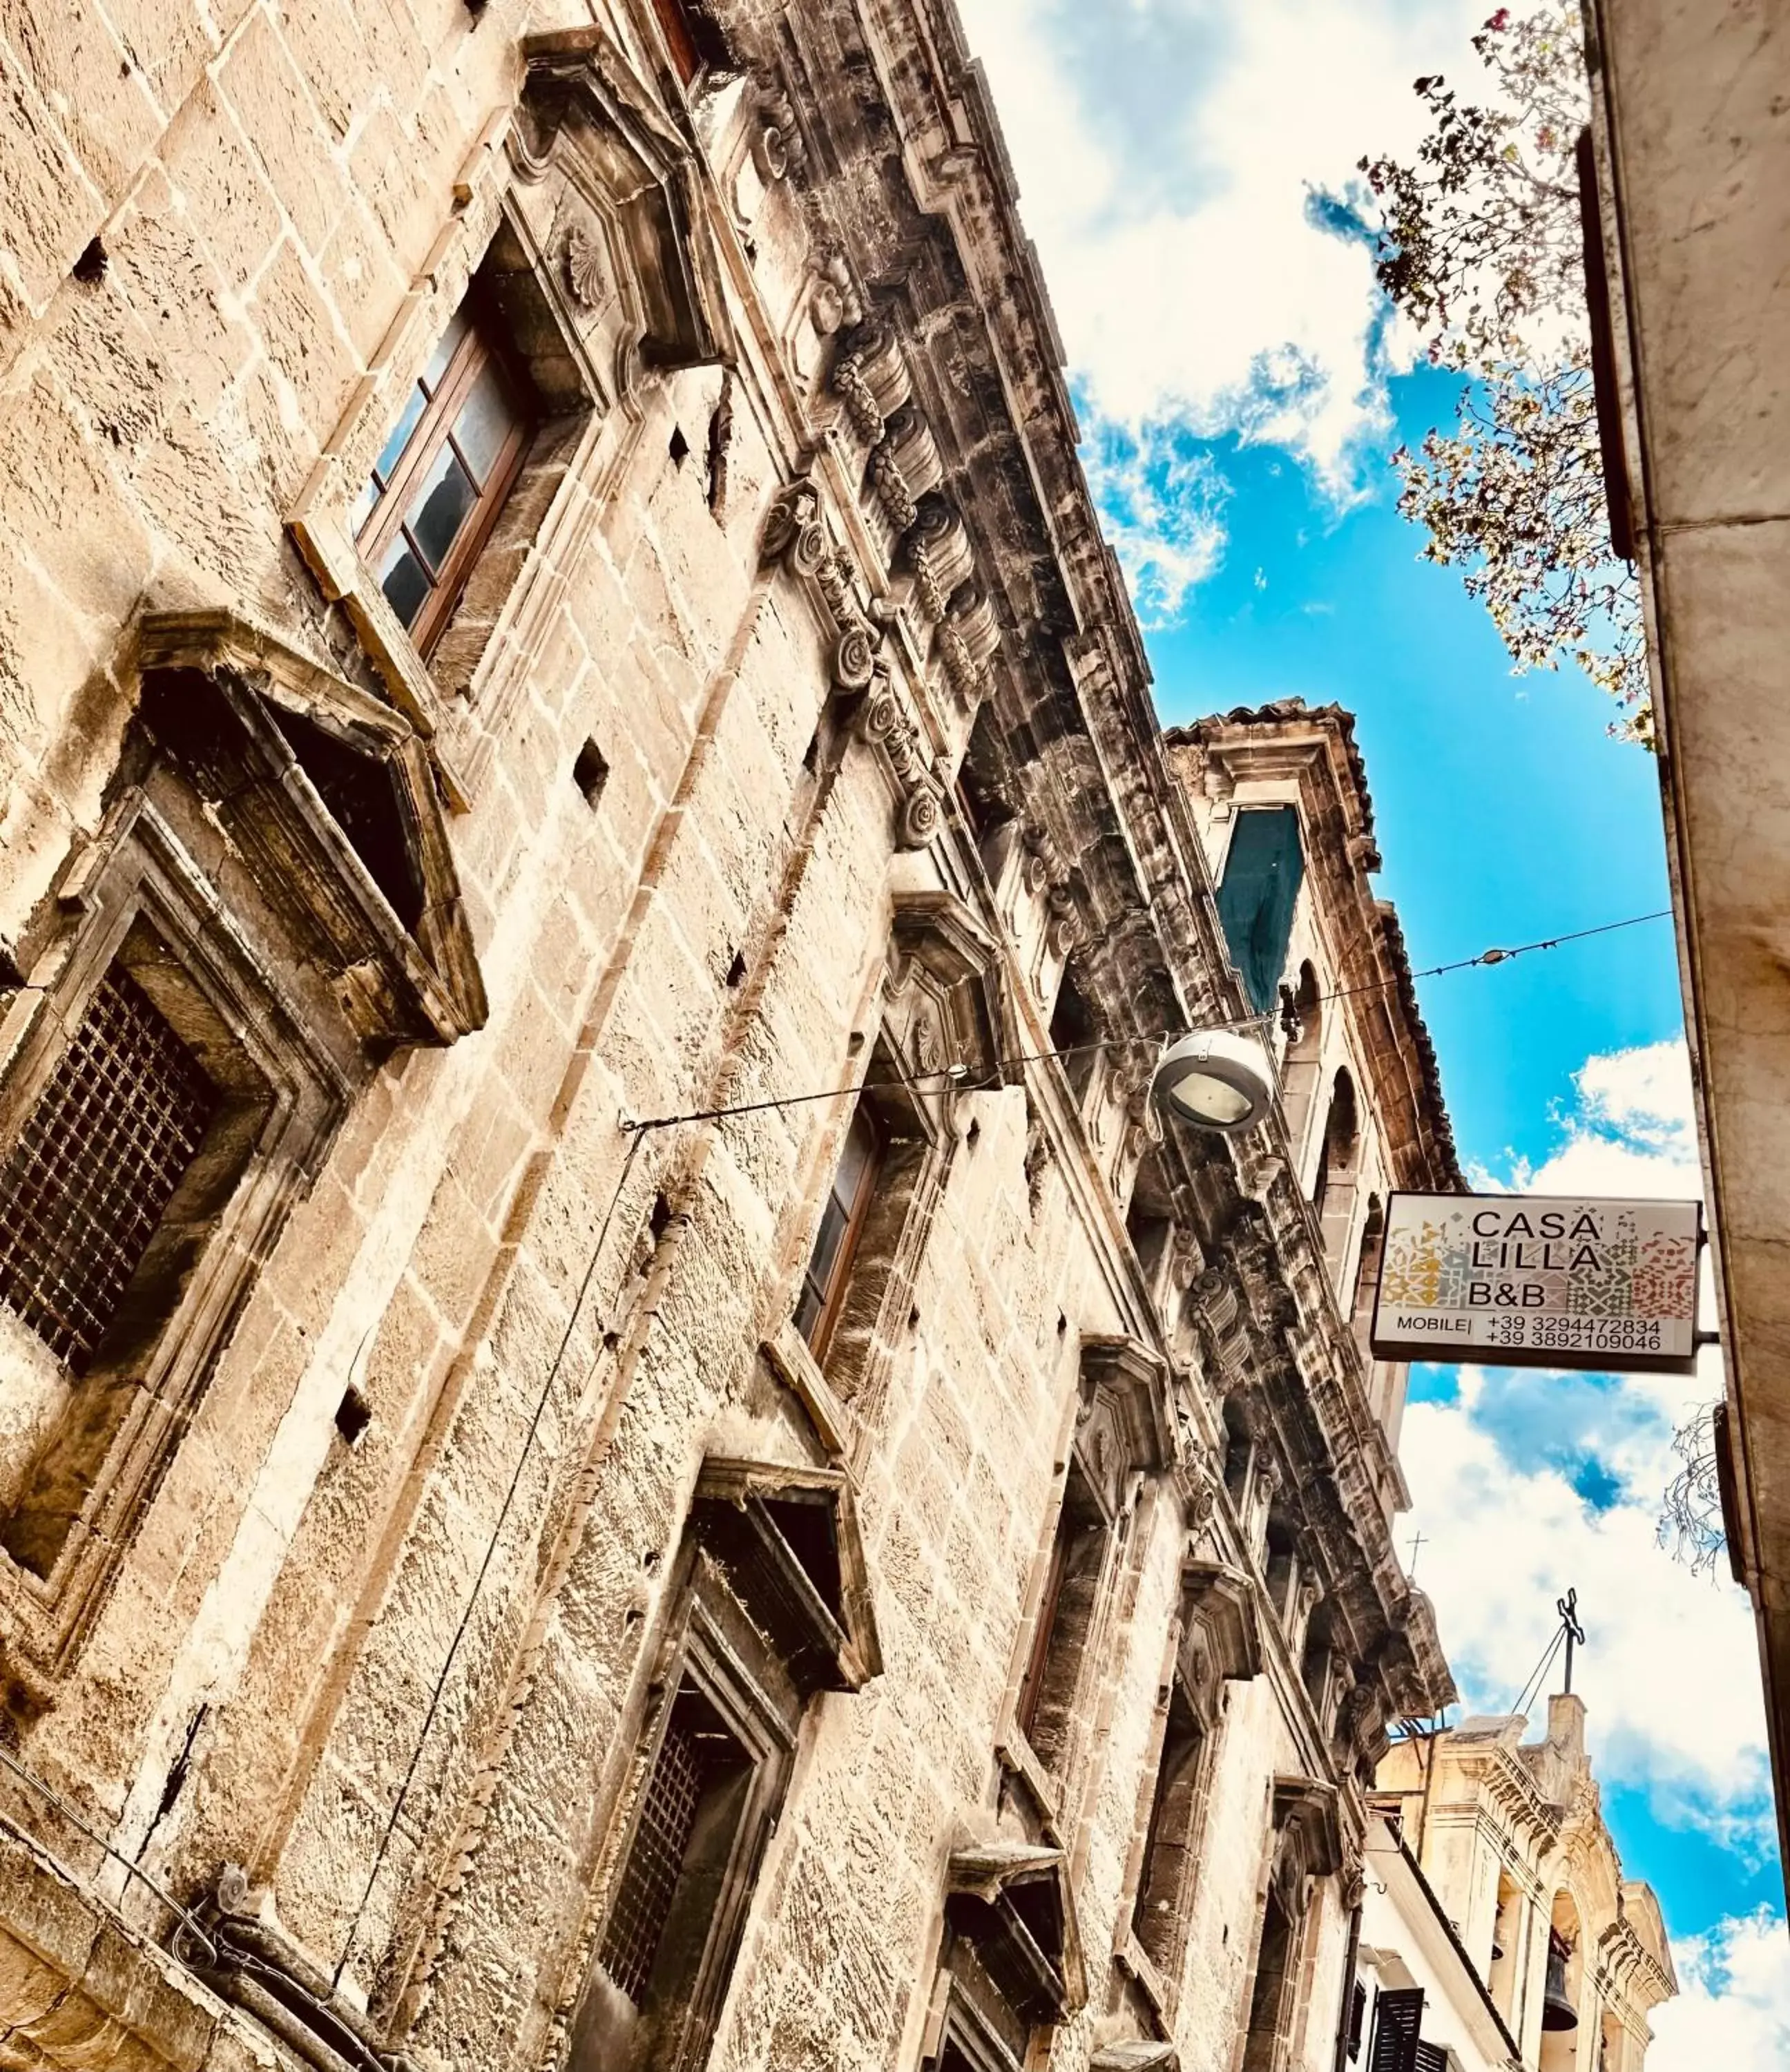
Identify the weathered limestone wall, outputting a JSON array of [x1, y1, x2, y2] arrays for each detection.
[[0, 6, 1454, 2072]]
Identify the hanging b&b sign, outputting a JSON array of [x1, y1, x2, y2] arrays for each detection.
[[1369, 1191, 1702, 1374]]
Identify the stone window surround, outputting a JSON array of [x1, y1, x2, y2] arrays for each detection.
[[573, 1589, 793, 2072], [1233, 1776, 1345, 2072], [0, 789, 346, 1674], [782, 891, 1008, 1419], [922, 1975, 1026, 2072], [287, 173, 602, 812], [1116, 1557, 1262, 2020], [287, 22, 733, 808], [562, 1457, 878, 2070]]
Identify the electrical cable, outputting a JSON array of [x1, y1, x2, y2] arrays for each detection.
[[620, 905, 1675, 1135], [331, 1129, 646, 1991], [0, 1743, 219, 1966], [336, 902, 1670, 1976]]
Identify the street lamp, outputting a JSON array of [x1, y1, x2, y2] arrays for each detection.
[[1150, 1028, 1275, 1133]]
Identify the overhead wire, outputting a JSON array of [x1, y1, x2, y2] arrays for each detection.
[[620, 905, 1675, 1134]]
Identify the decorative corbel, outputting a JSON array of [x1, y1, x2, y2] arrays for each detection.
[[831, 316, 912, 443], [857, 670, 944, 850], [760, 477, 888, 700]]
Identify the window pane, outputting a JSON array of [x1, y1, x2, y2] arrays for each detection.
[[404, 443, 478, 575], [377, 535, 432, 629], [422, 308, 469, 392], [372, 381, 427, 492], [834, 1106, 878, 1212], [802, 1192, 852, 1325], [452, 360, 520, 486]]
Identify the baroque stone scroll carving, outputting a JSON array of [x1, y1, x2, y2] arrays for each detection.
[[761, 479, 944, 850]]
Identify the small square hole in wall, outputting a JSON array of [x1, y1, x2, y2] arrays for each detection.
[[335, 1386, 372, 1446], [573, 738, 609, 807], [668, 424, 691, 468]]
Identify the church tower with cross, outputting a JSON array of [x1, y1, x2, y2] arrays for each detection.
[[1365, 1678, 1677, 2070]]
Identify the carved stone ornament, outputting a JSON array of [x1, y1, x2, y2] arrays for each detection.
[[561, 219, 612, 313], [858, 675, 943, 851], [1075, 1336, 1171, 1506], [1179, 1557, 1262, 1712], [1271, 1774, 1345, 1917], [135, 610, 487, 1047], [519, 27, 729, 370], [831, 316, 912, 443], [907, 499, 976, 620]]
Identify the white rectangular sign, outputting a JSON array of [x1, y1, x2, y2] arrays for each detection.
[[1369, 1191, 1702, 1374]]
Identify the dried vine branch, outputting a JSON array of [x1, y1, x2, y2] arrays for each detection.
[[1657, 1399, 1727, 1580]]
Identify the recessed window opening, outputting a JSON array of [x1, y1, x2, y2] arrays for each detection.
[[954, 703, 1012, 850], [0, 964, 215, 1371], [1311, 1068, 1360, 1220], [0, 917, 278, 1581], [1241, 1884, 1298, 2071], [1132, 1681, 1204, 1966], [793, 1100, 883, 1357], [1016, 1459, 1108, 1769], [352, 294, 537, 658], [1048, 971, 1099, 1104], [1217, 806, 1305, 1015], [593, 1680, 754, 2057], [648, 0, 733, 84], [273, 705, 426, 929]]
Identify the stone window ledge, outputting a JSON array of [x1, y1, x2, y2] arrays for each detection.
[[993, 1727, 1064, 1842], [1115, 1928, 1173, 2025]]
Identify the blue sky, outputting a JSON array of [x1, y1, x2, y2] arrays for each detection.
[[958, 0, 1789, 2055]]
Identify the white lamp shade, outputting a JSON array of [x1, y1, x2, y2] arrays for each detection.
[[1151, 1028, 1274, 1133]]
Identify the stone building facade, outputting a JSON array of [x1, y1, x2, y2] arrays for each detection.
[[0, 7, 1454, 2072], [1581, 0, 1790, 1883], [1372, 1696, 1675, 2072]]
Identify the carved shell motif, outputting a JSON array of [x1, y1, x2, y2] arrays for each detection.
[[563, 222, 612, 314]]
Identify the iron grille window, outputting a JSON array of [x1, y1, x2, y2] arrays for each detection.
[[0, 966, 215, 1369], [600, 1714, 708, 2003]]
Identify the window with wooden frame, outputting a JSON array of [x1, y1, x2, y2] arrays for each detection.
[[793, 1100, 884, 1358], [351, 296, 536, 659], [648, 0, 733, 86], [1015, 1457, 1112, 1771]]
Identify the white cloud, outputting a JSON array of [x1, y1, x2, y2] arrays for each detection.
[[1403, 1383, 1771, 1836], [1651, 1910, 1790, 2071], [1500, 1037, 1704, 1200], [957, 0, 1488, 511], [1083, 419, 1229, 622]]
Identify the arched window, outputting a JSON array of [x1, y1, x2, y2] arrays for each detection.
[[1486, 1868, 1521, 2022], [1539, 1892, 1584, 2071], [1309, 1077, 1367, 1251]]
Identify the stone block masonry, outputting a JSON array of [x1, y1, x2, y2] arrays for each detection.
[[0, 8, 1456, 2072]]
